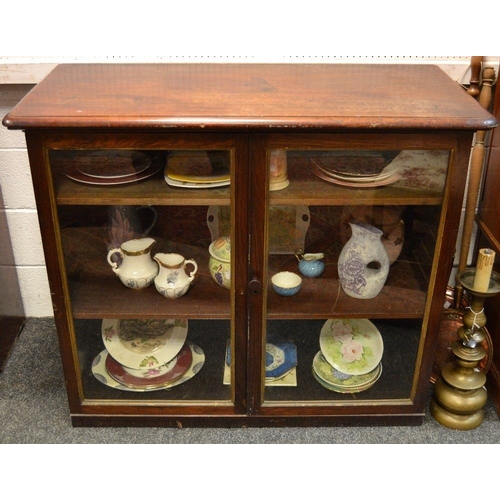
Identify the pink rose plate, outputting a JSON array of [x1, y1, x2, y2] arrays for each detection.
[[319, 318, 384, 376]]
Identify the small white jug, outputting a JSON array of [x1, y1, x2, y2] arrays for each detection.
[[107, 237, 158, 290], [154, 253, 198, 299]]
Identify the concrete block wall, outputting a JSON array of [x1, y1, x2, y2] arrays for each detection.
[[0, 85, 52, 316], [0, 57, 498, 317]]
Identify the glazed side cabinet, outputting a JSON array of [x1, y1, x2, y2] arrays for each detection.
[[2, 64, 496, 427]]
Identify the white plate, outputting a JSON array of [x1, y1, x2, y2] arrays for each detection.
[[91, 342, 205, 392], [319, 318, 384, 376], [101, 318, 188, 370]]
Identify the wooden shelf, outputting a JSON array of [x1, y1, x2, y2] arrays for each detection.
[[55, 172, 231, 206], [267, 258, 427, 319]]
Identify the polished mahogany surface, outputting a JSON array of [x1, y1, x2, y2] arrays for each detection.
[[3, 63, 497, 131]]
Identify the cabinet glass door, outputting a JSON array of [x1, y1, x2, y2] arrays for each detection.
[[260, 139, 453, 412], [48, 135, 246, 414]]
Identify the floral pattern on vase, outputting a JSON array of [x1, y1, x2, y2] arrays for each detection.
[[337, 221, 389, 299]]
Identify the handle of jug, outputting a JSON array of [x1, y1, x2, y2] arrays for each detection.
[[107, 248, 123, 274], [184, 259, 198, 281]]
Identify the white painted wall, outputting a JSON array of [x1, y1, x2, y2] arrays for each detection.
[[0, 57, 497, 316]]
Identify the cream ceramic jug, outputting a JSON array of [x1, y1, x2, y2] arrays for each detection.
[[107, 237, 158, 290], [154, 253, 198, 299]]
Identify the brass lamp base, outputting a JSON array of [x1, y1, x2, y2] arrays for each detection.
[[431, 269, 500, 430], [430, 398, 485, 430]]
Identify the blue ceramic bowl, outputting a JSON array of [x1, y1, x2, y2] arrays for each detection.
[[272, 271, 302, 296]]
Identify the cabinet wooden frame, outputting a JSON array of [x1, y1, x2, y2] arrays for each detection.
[[3, 63, 496, 427]]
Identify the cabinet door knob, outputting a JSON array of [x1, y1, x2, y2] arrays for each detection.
[[248, 279, 262, 295]]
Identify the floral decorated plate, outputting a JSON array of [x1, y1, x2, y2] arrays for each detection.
[[105, 341, 192, 389], [312, 350, 382, 392], [101, 318, 188, 370], [225, 341, 298, 379], [265, 343, 298, 379], [91, 342, 205, 392], [312, 363, 382, 394], [319, 318, 383, 376]]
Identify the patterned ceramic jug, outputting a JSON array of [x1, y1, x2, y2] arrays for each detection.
[[337, 221, 389, 299], [107, 237, 158, 290], [153, 253, 198, 299], [295, 249, 325, 278]]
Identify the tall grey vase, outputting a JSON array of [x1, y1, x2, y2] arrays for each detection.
[[337, 221, 390, 299]]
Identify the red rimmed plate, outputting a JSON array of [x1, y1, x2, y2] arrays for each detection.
[[105, 341, 192, 390]]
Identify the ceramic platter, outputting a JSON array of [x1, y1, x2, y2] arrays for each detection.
[[310, 151, 400, 177], [101, 318, 188, 370], [265, 343, 298, 379], [225, 341, 298, 379], [164, 173, 230, 189], [106, 341, 192, 389], [312, 351, 382, 393], [66, 163, 162, 185], [75, 150, 152, 178], [91, 342, 205, 392], [319, 318, 384, 376], [311, 163, 402, 188], [166, 151, 230, 183]]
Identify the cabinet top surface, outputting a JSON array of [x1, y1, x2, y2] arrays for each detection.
[[3, 63, 497, 131]]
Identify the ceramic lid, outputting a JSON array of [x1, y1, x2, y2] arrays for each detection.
[[209, 235, 231, 262]]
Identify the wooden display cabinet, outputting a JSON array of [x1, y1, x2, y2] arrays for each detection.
[[2, 63, 496, 427]]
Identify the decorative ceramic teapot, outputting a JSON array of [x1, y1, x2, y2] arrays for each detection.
[[107, 237, 158, 290], [153, 253, 198, 298], [295, 249, 325, 278]]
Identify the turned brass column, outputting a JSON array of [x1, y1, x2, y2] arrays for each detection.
[[431, 269, 500, 430]]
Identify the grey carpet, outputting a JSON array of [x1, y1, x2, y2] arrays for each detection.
[[1, 317, 499, 444]]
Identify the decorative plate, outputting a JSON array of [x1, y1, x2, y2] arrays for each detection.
[[265, 343, 298, 378], [75, 150, 152, 179], [312, 350, 382, 391], [166, 151, 230, 183], [105, 342, 192, 389], [164, 173, 230, 189], [225, 341, 298, 379], [66, 162, 162, 185], [319, 165, 401, 184], [312, 363, 382, 394], [312, 163, 402, 188], [319, 318, 384, 376], [91, 342, 205, 392], [101, 318, 188, 370], [310, 151, 400, 177], [223, 364, 297, 386]]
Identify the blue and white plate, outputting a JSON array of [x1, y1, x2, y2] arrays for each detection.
[[225, 341, 297, 379]]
